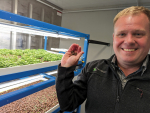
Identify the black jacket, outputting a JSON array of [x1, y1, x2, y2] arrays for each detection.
[[56, 55, 150, 113]]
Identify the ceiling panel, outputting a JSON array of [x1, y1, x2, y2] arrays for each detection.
[[46, 0, 150, 10]]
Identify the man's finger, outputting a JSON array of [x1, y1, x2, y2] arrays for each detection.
[[68, 43, 79, 52], [76, 51, 84, 59], [77, 46, 81, 53]]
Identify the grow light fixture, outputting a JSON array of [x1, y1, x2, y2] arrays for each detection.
[[51, 48, 68, 52], [58, 34, 80, 40], [0, 22, 80, 40], [0, 22, 58, 37], [0, 75, 47, 93]]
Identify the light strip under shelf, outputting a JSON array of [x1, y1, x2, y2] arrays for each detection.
[[51, 48, 68, 52], [0, 22, 80, 40], [58, 34, 80, 40]]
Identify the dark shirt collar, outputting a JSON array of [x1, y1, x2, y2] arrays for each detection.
[[111, 55, 149, 76]]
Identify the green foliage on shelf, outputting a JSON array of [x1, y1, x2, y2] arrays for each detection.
[[0, 49, 63, 68]]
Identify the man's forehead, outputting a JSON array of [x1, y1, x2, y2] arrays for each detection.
[[114, 13, 150, 27], [115, 29, 146, 33], [116, 13, 149, 23]]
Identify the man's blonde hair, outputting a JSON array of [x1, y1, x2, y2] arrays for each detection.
[[113, 6, 150, 25]]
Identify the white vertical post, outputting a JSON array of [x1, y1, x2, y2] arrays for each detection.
[[29, 3, 33, 18], [26, 35, 31, 49], [11, 32, 17, 50], [12, 0, 18, 24], [49, 11, 54, 50], [10, 0, 18, 50], [39, 8, 45, 49], [26, 3, 33, 49]]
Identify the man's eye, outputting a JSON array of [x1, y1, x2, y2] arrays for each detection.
[[136, 33, 142, 35], [134, 33, 143, 37], [120, 33, 125, 36], [118, 33, 126, 37]]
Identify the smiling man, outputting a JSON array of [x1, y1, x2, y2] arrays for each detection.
[[113, 10, 150, 77], [56, 6, 150, 113]]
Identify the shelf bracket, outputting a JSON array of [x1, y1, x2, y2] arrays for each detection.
[[88, 39, 110, 46]]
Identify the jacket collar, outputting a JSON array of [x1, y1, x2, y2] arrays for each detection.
[[105, 54, 150, 80], [110, 55, 149, 76]]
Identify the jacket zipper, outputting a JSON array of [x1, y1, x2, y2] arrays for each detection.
[[96, 66, 121, 103], [107, 61, 123, 103]]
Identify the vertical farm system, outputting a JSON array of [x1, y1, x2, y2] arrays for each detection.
[[0, 9, 89, 113]]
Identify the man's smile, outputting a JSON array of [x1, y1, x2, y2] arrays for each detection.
[[121, 48, 138, 52]]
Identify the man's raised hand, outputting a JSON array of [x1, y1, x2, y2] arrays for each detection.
[[61, 44, 84, 67]]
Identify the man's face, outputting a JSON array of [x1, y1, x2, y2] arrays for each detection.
[[113, 13, 150, 66]]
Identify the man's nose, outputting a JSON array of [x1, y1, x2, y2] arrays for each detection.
[[124, 34, 135, 44]]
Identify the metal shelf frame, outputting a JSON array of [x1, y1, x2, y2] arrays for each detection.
[[0, 9, 90, 113]]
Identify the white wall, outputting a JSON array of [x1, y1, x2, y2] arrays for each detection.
[[60, 9, 119, 113], [60, 10, 119, 62]]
